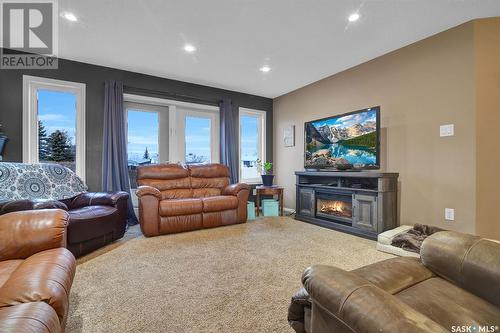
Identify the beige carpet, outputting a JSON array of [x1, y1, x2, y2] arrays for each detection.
[[67, 217, 394, 333]]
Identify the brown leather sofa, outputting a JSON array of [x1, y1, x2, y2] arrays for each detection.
[[289, 231, 500, 333], [0, 209, 76, 333], [0, 191, 129, 257], [136, 163, 250, 237]]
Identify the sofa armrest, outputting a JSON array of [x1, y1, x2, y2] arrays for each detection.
[[0, 302, 61, 333], [0, 209, 69, 261], [0, 199, 68, 215], [421, 231, 500, 307], [136, 186, 161, 237], [136, 186, 162, 199], [222, 183, 251, 196], [69, 191, 129, 209], [302, 265, 447, 333]]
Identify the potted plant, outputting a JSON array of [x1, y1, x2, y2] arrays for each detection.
[[0, 124, 7, 159], [256, 159, 274, 187]]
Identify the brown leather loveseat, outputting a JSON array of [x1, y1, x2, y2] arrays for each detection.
[[289, 231, 500, 333], [0, 209, 76, 333], [136, 163, 250, 237]]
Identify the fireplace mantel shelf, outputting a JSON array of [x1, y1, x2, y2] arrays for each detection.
[[295, 171, 399, 240]]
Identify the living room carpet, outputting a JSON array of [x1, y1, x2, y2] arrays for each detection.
[[67, 217, 394, 333]]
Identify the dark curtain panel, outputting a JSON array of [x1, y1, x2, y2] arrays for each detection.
[[102, 80, 138, 225], [219, 98, 238, 183]]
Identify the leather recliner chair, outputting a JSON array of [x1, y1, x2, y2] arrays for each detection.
[[0, 162, 129, 258], [0, 209, 76, 333], [136, 163, 250, 237], [288, 231, 500, 333], [0, 192, 129, 257]]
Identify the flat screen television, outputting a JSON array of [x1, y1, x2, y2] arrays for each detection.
[[304, 106, 380, 170]]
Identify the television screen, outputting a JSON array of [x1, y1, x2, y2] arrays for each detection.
[[304, 107, 380, 169]]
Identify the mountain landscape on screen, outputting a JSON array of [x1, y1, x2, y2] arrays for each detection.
[[305, 109, 378, 168]]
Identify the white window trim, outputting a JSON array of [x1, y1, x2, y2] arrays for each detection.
[[239, 107, 266, 184], [22, 75, 86, 180], [124, 93, 219, 164]]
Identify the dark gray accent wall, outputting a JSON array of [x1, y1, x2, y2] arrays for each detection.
[[0, 53, 273, 191]]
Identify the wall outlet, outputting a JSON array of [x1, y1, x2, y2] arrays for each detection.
[[440, 124, 454, 137], [445, 208, 455, 221]]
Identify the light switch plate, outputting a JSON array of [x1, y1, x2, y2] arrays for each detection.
[[440, 124, 454, 137], [445, 208, 455, 221]]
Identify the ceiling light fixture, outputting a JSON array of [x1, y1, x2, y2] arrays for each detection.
[[259, 65, 271, 73], [184, 44, 196, 53], [348, 12, 360, 22], [61, 12, 78, 22]]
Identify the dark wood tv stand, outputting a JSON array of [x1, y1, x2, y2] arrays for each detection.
[[295, 170, 399, 240]]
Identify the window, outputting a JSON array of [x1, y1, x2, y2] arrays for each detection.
[[125, 102, 169, 189], [239, 108, 266, 183], [123, 93, 219, 166], [23, 76, 86, 179], [171, 105, 219, 165], [184, 112, 218, 164]]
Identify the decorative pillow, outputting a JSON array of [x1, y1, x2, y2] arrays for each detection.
[[0, 162, 87, 201]]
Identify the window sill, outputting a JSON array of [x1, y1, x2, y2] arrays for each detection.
[[240, 180, 262, 185]]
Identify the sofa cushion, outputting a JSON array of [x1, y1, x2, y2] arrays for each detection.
[[202, 196, 239, 213], [396, 277, 500, 330], [68, 206, 117, 243], [159, 198, 203, 217], [189, 164, 230, 178], [190, 164, 230, 198], [353, 257, 434, 294], [159, 214, 202, 234], [137, 164, 193, 199], [0, 260, 23, 288], [0, 248, 75, 324]]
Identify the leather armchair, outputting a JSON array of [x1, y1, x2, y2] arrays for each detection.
[[0, 209, 76, 333], [289, 231, 500, 333], [0, 191, 129, 257], [136, 163, 250, 237]]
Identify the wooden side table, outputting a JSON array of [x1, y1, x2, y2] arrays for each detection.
[[255, 185, 284, 216]]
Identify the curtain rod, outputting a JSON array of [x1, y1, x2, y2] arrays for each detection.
[[123, 86, 221, 106]]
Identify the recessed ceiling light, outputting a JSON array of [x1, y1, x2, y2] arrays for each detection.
[[184, 44, 196, 53], [61, 12, 78, 22], [259, 65, 271, 73], [348, 12, 360, 22]]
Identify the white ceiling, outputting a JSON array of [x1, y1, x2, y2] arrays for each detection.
[[58, 0, 500, 98]]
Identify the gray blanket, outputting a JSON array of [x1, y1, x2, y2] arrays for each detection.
[[391, 224, 444, 253]]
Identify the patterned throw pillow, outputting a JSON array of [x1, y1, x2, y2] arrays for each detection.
[[0, 162, 87, 201]]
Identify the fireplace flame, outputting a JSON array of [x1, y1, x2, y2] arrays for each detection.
[[318, 199, 352, 218], [321, 201, 345, 213]]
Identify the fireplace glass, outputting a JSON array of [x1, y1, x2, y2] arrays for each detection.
[[316, 193, 353, 222]]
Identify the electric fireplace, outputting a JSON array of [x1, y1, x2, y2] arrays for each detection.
[[316, 192, 353, 224]]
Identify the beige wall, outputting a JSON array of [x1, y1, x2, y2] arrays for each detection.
[[273, 22, 477, 234], [475, 18, 500, 240]]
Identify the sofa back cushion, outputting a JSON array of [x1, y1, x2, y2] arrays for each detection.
[[0, 162, 87, 201], [189, 164, 230, 198], [137, 164, 193, 199], [421, 231, 500, 308]]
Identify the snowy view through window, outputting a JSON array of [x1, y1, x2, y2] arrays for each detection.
[[185, 116, 211, 164], [240, 115, 259, 180]]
